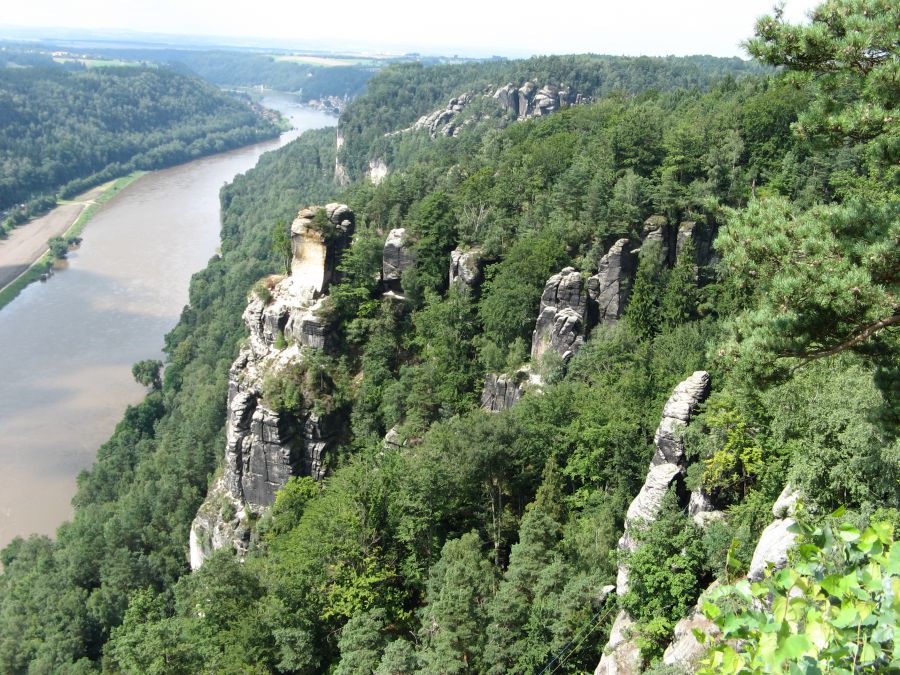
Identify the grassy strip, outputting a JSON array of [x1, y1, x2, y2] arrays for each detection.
[[66, 171, 146, 239], [0, 171, 145, 311]]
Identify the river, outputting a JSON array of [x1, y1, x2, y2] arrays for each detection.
[[0, 94, 336, 549]]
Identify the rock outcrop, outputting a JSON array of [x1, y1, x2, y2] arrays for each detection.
[[412, 93, 474, 137], [334, 128, 350, 186], [367, 158, 388, 184], [587, 238, 636, 326], [641, 215, 676, 266], [748, 484, 801, 581], [481, 370, 529, 412], [448, 247, 483, 290], [494, 81, 585, 119], [382, 228, 416, 291], [596, 371, 711, 675], [661, 485, 801, 670], [189, 205, 354, 570], [531, 267, 588, 363], [661, 585, 721, 670], [290, 203, 354, 292]]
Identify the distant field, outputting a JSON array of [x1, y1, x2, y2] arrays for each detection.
[[52, 57, 146, 68], [273, 55, 381, 67]]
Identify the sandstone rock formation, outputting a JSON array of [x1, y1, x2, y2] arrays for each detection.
[[676, 219, 719, 275], [189, 205, 354, 570], [448, 247, 483, 290], [641, 215, 676, 266], [596, 371, 711, 675], [687, 486, 725, 527], [383, 228, 416, 291], [411, 93, 474, 137], [661, 585, 721, 670], [587, 238, 636, 326], [367, 158, 388, 184], [531, 267, 588, 363], [334, 128, 350, 186], [748, 484, 801, 581], [661, 485, 801, 670], [493, 81, 585, 119], [481, 370, 529, 412], [289, 203, 354, 292]]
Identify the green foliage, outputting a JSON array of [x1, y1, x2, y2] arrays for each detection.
[[335, 608, 390, 675], [625, 240, 669, 340], [271, 220, 292, 274], [131, 359, 163, 390], [478, 229, 569, 352], [622, 491, 711, 663], [699, 518, 900, 674], [687, 392, 767, 499], [660, 237, 699, 328], [47, 235, 69, 259], [417, 532, 497, 673], [746, 0, 898, 166], [716, 197, 899, 382], [4, 8, 898, 672], [0, 66, 278, 210]]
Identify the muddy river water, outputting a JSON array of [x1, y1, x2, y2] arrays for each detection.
[[0, 95, 335, 548]]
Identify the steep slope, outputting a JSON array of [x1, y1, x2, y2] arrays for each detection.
[[1, 14, 897, 671]]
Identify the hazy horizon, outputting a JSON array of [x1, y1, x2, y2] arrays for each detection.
[[2, 0, 819, 59]]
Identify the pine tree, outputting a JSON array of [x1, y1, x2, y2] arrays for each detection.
[[660, 237, 698, 329], [625, 239, 668, 340], [335, 608, 389, 675], [416, 532, 497, 673], [484, 505, 561, 673]]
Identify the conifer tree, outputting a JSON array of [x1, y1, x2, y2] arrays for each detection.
[[416, 532, 497, 673]]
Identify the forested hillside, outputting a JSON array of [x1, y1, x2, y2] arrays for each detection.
[[0, 1, 896, 673], [71, 48, 379, 102], [338, 54, 766, 177], [0, 65, 279, 212]]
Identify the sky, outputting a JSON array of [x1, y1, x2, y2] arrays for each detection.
[[2, 0, 821, 58]]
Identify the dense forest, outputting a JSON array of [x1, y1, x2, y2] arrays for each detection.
[[0, 1, 897, 673], [337, 54, 767, 177], [0, 65, 279, 212]]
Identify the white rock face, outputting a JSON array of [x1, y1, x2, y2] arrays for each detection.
[[595, 611, 641, 675], [531, 267, 588, 363], [661, 485, 802, 670], [367, 158, 388, 184], [449, 247, 483, 289], [748, 484, 801, 581], [662, 584, 721, 669]]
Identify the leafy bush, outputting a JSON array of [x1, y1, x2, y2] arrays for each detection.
[[699, 517, 900, 673]]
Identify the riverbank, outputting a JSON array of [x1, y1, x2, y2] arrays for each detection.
[[0, 172, 144, 311]]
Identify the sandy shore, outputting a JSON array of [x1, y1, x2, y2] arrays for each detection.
[[0, 184, 109, 291]]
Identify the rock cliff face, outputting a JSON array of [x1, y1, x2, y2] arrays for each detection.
[[493, 81, 585, 119], [596, 371, 711, 675], [448, 247, 483, 290], [480, 370, 529, 412], [189, 205, 354, 570], [367, 158, 388, 184], [411, 93, 475, 138], [587, 238, 636, 326], [531, 267, 588, 364], [661, 485, 801, 669], [382, 228, 416, 292], [334, 128, 350, 186]]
